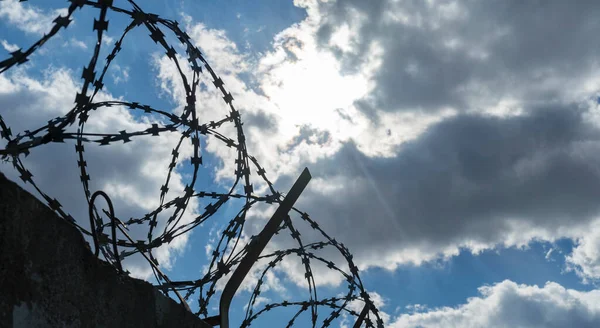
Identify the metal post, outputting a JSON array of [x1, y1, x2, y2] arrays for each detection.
[[353, 303, 370, 328], [206, 167, 311, 327]]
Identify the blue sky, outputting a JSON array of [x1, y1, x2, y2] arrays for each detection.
[[3, 0, 600, 327]]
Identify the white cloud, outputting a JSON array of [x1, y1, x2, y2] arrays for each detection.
[[173, 8, 390, 183], [153, 18, 378, 291], [67, 38, 87, 50], [0, 65, 199, 280], [102, 34, 115, 46], [545, 248, 554, 261], [339, 291, 389, 328], [0, 0, 68, 36], [111, 64, 129, 85], [1, 39, 19, 52], [389, 280, 600, 328], [567, 220, 600, 283]]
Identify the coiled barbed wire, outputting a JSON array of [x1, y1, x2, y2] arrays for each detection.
[[0, 0, 383, 327]]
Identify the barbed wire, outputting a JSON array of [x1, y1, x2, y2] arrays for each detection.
[[0, 0, 383, 327]]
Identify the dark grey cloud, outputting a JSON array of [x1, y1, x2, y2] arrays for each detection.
[[289, 105, 600, 264], [314, 0, 600, 114], [287, 124, 332, 149], [243, 110, 278, 131]]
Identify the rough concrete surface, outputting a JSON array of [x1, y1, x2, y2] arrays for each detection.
[[0, 172, 210, 328]]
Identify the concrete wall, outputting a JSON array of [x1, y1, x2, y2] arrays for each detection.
[[0, 172, 210, 328]]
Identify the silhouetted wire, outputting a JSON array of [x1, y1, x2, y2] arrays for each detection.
[[0, 0, 383, 327]]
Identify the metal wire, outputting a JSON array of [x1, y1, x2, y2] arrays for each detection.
[[89, 190, 122, 273], [0, 0, 384, 327]]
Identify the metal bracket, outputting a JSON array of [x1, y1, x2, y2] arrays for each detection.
[[206, 167, 312, 327], [89, 190, 122, 273], [89, 190, 191, 312]]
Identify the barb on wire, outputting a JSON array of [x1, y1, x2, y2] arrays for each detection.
[[0, 0, 383, 327]]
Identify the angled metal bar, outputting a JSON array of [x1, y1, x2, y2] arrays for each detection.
[[207, 167, 311, 327], [353, 303, 370, 328]]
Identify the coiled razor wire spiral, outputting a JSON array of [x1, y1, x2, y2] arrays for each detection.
[[0, 0, 383, 327]]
